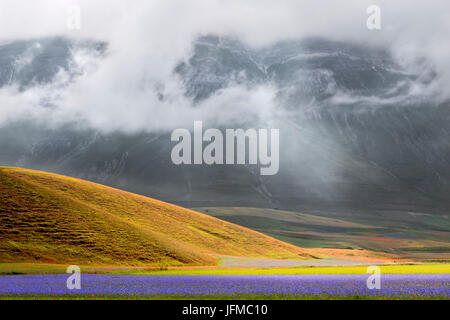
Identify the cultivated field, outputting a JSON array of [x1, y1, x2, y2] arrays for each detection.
[[1, 167, 448, 300]]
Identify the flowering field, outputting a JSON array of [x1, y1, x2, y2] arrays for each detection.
[[0, 274, 448, 299]]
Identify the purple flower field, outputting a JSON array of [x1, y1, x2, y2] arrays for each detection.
[[0, 274, 448, 298]]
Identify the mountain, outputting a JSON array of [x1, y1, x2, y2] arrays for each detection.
[[195, 207, 450, 260], [0, 167, 311, 266], [0, 35, 450, 220], [0, 37, 106, 88]]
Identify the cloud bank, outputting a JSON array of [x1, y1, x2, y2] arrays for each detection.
[[0, 0, 449, 132]]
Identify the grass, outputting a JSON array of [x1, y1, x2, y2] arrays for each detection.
[[0, 167, 312, 267], [104, 264, 450, 275], [0, 262, 448, 275], [1, 294, 448, 300]]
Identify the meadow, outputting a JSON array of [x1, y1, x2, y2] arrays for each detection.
[[0, 263, 448, 299], [1, 168, 448, 300], [0, 273, 448, 300], [1, 263, 449, 275]]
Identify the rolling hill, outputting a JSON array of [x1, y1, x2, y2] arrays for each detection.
[[0, 167, 312, 266], [196, 207, 450, 260]]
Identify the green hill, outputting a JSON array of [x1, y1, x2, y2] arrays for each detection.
[[195, 207, 450, 260], [0, 167, 312, 266]]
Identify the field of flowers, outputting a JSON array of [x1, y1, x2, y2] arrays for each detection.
[[0, 274, 448, 299]]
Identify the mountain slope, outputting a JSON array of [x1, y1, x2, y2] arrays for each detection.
[[0, 167, 311, 266], [1, 36, 449, 215]]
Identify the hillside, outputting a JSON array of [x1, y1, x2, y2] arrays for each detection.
[[0, 167, 311, 266], [196, 207, 450, 260]]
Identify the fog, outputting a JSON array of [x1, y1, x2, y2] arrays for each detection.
[[0, 0, 449, 132]]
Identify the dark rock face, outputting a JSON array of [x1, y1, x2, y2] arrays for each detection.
[[177, 36, 413, 105], [0, 37, 106, 89], [1, 35, 450, 218]]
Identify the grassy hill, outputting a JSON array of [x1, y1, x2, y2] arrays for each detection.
[[0, 167, 311, 266]]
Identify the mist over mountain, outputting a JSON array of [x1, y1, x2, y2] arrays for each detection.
[[1, 34, 450, 221]]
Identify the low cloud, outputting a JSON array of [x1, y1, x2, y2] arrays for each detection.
[[0, 0, 449, 132]]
